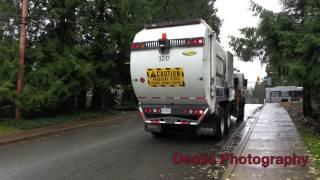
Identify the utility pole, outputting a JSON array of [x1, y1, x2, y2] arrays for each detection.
[[16, 0, 28, 121]]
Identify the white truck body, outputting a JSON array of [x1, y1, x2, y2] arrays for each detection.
[[131, 20, 230, 109], [130, 19, 237, 137]]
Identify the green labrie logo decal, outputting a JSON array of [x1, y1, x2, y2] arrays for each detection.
[[182, 50, 197, 56]]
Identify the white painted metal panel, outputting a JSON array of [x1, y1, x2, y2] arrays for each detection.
[[130, 23, 209, 105], [130, 21, 229, 109]]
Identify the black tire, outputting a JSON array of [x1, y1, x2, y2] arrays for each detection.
[[224, 108, 231, 134], [241, 104, 245, 119], [216, 108, 225, 139], [237, 104, 244, 122]]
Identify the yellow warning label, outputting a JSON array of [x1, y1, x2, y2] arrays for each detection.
[[147, 68, 185, 87]]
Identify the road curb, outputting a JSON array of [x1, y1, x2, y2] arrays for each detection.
[[0, 112, 138, 146], [220, 105, 264, 180], [199, 105, 264, 180]]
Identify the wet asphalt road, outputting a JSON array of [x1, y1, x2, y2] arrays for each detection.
[[0, 104, 262, 180]]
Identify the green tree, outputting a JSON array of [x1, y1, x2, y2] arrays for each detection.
[[152, 0, 221, 38], [76, 0, 153, 110], [229, 0, 320, 116], [0, 0, 223, 117]]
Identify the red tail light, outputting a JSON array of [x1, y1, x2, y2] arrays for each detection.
[[191, 38, 204, 46], [131, 37, 205, 51], [181, 108, 204, 115], [144, 108, 161, 114], [162, 33, 167, 40]]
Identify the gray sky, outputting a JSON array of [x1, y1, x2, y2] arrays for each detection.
[[216, 0, 282, 87]]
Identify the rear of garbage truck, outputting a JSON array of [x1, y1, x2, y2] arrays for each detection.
[[130, 19, 231, 137]]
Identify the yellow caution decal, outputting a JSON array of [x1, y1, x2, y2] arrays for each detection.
[[147, 68, 185, 87], [182, 50, 197, 56]]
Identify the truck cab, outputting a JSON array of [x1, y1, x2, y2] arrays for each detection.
[[233, 72, 247, 120]]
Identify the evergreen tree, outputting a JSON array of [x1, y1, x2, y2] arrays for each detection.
[[0, 0, 222, 117], [229, 0, 320, 116]]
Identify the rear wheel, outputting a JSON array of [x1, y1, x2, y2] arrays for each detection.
[[237, 104, 244, 122], [216, 108, 225, 139], [224, 108, 231, 134]]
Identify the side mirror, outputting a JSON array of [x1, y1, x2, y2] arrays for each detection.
[[234, 78, 239, 89], [244, 79, 248, 88]]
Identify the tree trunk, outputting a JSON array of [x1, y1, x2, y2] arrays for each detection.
[[104, 90, 115, 110], [91, 88, 103, 111], [303, 81, 312, 116], [77, 89, 87, 111], [63, 95, 76, 113]]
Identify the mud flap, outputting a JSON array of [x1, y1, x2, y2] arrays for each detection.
[[145, 123, 162, 133], [196, 114, 216, 136], [196, 126, 215, 136]]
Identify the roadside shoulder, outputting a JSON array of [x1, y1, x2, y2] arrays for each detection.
[[222, 103, 319, 180], [0, 111, 138, 146]]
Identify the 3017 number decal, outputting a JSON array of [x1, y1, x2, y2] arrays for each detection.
[[159, 55, 170, 62]]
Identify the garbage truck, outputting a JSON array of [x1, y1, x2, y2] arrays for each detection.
[[130, 19, 246, 137]]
